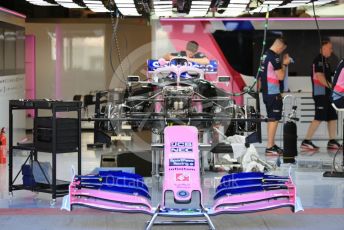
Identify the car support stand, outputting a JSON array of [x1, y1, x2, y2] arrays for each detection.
[[146, 205, 216, 230], [323, 104, 344, 178]]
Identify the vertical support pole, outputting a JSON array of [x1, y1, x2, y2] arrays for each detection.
[[8, 103, 13, 194], [25, 35, 36, 118], [55, 24, 62, 100], [201, 131, 210, 174], [52, 105, 57, 200], [94, 92, 100, 144], [342, 118, 344, 168], [33, 108, 38, 161], [256, 92, 262, 143], [78, 104, 82, 175]]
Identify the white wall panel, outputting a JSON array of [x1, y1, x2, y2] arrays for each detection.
[[0, 74, 26, 144]]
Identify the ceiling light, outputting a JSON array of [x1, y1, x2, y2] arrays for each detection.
[[114, 0, 128, 3], [227, 3, 247, 8], [217, 0, 248, 17], [222, 9, 247, 17], [230, 0, 250, 4], [153, 0, 173, 17], [189, 0, 211, 17], [250, 0, 283, 13], [56, 0, 85, 8], [83, 0, 109, 12], [262, 0, 283, 5], [26, 0, 58, 6], [305, 0, 335, 6], [278, 0, 310, 8], [114, 0, 141, 16], [250, 5, 278, 13]]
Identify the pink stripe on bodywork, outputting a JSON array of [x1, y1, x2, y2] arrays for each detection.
[[69, 181, 153, 214], [211, 200, 295, 214], [70, 197, 153, 214], [213, 189, 294, 209], [211, 178, 296, 215], [70, 187, 152, 209]]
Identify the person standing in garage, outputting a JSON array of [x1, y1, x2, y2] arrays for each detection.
[[301, 40, 341, 151], [259, 37, 291, 156], [163, 40, 210, 65]]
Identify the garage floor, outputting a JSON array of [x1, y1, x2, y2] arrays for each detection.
[[0, 210, 344, 230], [0, 132, 343, 229]]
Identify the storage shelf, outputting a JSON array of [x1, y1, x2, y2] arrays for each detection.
[[9, 99, 82, 200], [12, 144, 35, 151], [9, 100, 81, 111], [12, 183, 69, 197]]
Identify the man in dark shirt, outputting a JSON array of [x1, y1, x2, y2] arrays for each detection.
[[259, 37, 291, 156], [332, 59, 344, 107], [301, 40, 341, 150], [163, 40, 210, 65]]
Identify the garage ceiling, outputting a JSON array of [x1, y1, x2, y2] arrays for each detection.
[[1, 0, 343, 18]]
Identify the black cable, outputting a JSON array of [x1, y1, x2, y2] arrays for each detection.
[[109, 10, 119, 73], [109, 2, 127, 83], [254, 5, 270, 87], [225, 5, 270, 97], [109, 10, 126, 83]]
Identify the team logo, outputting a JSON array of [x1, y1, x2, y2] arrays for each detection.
[[171, 142, 193, 152], [176, 173, 190, 182], [147, 60, 217, 72], [169, 158, 195, 166]]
